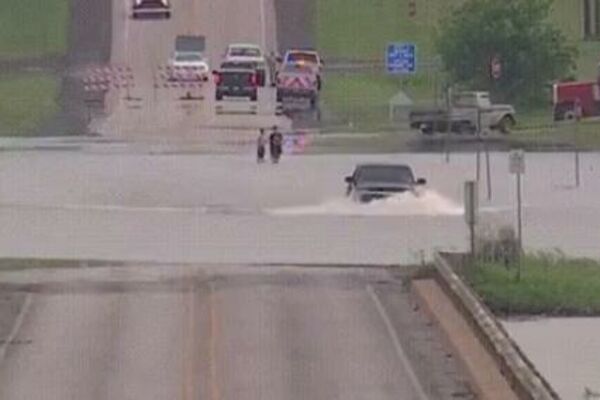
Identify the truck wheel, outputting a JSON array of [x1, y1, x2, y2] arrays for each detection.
[[498, 115, 515, 134]]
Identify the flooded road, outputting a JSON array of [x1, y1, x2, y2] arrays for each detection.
[[504, 318, 600, 399], [0, 146, 598, 264]]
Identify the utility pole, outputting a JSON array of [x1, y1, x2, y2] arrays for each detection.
[[509, 150, 525, 281]]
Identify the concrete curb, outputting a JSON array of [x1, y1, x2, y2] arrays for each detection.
[[0, 293, 32, 365], [432, 252, 560, 400]]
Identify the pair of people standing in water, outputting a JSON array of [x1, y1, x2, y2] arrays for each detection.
[[257, 126, 283, 164]]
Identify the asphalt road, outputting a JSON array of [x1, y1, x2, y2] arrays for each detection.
[[0, 265, 471, 400], [93, 0, 290, 140]]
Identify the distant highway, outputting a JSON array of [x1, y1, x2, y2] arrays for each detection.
[[94, 0, 290, 140]]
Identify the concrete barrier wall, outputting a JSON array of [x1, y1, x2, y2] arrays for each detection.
[[433, 252, 561, 400]]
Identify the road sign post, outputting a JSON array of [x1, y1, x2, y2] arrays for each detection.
[[464, 181, 478, 260], [509, 150, 525, 280]]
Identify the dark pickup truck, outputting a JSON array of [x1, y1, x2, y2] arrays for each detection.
[[214, 67, 259, 102]]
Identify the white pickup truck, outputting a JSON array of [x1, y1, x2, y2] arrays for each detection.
[[409, 91, 516, 135]]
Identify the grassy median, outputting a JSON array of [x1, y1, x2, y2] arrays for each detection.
[[466, 254, 600, 316], [0, 0, 69, 60], [0, 0, 68, 136], [0, 73, 61, 136]]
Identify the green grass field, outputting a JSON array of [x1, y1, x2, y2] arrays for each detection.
[[0, 73, 61, 136], [0, 0, 68, 136], [466, 254, 600, 315], [316, 0, 596, 130], [0, 0, 69, 60]]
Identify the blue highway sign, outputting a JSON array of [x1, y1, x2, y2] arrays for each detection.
[[386, 43, 417, 74]]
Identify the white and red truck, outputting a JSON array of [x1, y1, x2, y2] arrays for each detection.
[[276, 63, 319, 110]]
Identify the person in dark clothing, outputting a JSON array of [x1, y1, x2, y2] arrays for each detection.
[[269, 126, 284, 163], [257, 129, 267, 163]]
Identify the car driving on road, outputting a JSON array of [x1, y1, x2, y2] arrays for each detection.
[[282, 48, 323, 89], [132, 0, 171, 19], [276, 63, 319, 109], [344, 164, 427, 203], [224, 43, 266, 64], [214, 67, 259, 102], [168, 53, 210, 81], [220, 60, 268, 87]]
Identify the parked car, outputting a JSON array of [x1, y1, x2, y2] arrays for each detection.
[[220, 60, 268, 87], [167, 36, 209, 81], [223, 43, 266, 64], [213, 67, 259, 102], [276, 63, 319, 109], [132, 0, 171, 19], [282, 48, 323, 89], [344, 164, 426, 203], [409, 91, 516, 135]]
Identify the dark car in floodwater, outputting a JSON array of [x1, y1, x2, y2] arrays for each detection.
[[344, 164, 426, 203]]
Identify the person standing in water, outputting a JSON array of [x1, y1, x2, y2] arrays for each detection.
[[269, 125, 284, 163], [257, 129, 267, 163]]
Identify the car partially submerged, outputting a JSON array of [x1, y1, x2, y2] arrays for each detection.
[[344, 164, 426, 203], [132, 0, 171, 19]]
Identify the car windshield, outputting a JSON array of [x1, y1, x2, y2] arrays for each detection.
[[175, 53, 202, 62], [287, 52, 318, 64], [229, 47, 260, 57], [356, 166, 414, 184], [221, 61, 256, 69], [220, 71, 252, 85], [282, 64, 312, 73]]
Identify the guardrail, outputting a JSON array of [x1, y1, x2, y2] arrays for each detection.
[[432, 252, 561, 400]]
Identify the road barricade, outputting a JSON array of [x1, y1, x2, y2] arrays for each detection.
[[82, 65, 135, 93]]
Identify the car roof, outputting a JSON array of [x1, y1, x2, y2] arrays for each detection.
[[218, 67, 255, 73], [227, 43, 261, 50], [355, 163, 412, 169], [286, 48, 318, 54], [221, 60, 259, 67]]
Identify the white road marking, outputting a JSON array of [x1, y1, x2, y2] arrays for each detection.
[[0, 294, 33, 365], [367, 285, 429, 400], [260, 0, 267, 50]]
